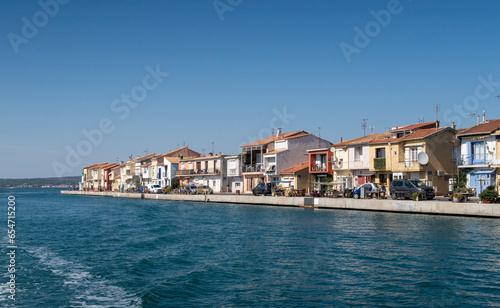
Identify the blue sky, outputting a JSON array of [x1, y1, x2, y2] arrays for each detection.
[[1, 0, 499, 178]]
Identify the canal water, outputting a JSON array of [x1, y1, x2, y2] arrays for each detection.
[[1, 188, 499, 307]]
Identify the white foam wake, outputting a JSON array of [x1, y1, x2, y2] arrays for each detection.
[[28, 247, 141, 307]]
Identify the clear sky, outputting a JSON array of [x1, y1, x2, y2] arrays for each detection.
[[1, 0, 499, 178]]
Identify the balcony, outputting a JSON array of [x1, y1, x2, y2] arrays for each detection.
[[310, 164, 328, 173], [176, 170, 195, 176], [265, 165, 276, 174], [195, 168, 220, 175], [394, 159, 424, 172], [458, 154, 496, 166], [333, 161, 345, 170], [243, 164, 264, 173], [373, 158, 386, 170]]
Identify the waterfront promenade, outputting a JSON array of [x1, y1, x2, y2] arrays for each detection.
[[61, 191, 500, 218]]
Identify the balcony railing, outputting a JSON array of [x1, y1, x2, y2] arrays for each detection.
[[458, 154, 496, 166], [243, 164, 264, 173], [176, 170, 195, 176], [310, 164, 327, 172]]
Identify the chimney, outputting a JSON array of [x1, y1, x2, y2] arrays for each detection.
[[451, 122, 456, 130], [340, 137, 343, 142], [276, 128, 282, 137], [477, 115, 480, 125], [483, 110, 486, 123]]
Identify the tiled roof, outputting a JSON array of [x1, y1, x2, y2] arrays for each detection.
[[180, 154, 222, 161], [370, 127, 453, 144], [134, 153, 157, 162], [162, 146, 201, 158], [280, 162, 309, 174], [333, 132, 391, 147], [391, 121, 438, 131], [457, 119, 500, 137], [241, 130, 309, 147], [164, 157, 180, 164], [83, 162, 108, 169]]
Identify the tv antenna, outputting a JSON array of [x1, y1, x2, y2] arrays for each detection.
[[468, 112, 476, 125], [361, 119, 368, 136], [435, 104, 439, 129], [318, 127, 321, 147]]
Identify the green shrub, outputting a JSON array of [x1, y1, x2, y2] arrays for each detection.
[[479, 189, 498, 203], [412, 191, 423, 201]]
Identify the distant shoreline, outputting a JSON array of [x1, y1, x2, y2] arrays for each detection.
[[0, 176, 80, 189]]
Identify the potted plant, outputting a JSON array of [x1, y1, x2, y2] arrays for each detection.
[[412, 191, 423, 201], [479, 186, 498, 204], [452, 192, 464, 203]]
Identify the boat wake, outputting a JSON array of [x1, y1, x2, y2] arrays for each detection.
[[27, 246, 141, 307]]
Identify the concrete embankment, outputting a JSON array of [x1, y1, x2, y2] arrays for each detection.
[[60, 190, 500, 218]]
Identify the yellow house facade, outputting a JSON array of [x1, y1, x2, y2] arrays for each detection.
[[369, 126, 456, 195]]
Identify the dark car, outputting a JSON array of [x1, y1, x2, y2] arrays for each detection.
[[252, 182, 272, 196], [390, 179, 435, 200]]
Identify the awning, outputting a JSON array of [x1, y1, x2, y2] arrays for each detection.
[[272, 180, 291, 183], [471, 169, 496, 175]]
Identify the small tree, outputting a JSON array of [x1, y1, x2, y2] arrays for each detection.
[[171, 177, 180, 189], [453, 172, 467, 190], [134, 180, 141, 189]]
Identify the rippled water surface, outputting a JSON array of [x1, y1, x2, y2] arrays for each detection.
[[1, 188, 499, 307]]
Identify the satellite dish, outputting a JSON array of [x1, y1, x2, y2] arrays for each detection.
[[417, 152, 429, 165], [330, 147, 335, 152]]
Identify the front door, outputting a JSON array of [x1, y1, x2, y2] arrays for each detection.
[[470, 173, 493, 196]]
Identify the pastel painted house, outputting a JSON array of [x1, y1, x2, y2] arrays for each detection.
[[369, 123, 457, 194], [177, 154, 227, 192], [240, 130, 331, 193], [279, 162, 310, 194], [153, 147, 202, 187], [225, 154, 243, 193], [307, 146, 334, 193], [339, 132, 391, 187], [457, 118, 500, 195], [330, 140, 353, 190]]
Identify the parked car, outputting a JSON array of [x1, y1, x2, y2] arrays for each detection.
[[197, 185, 214, 194], [390, 179, 435, 200], [148, 184, 163, 193], [184, 185, 198, 195], [352, 183, 379, 199], [252, 182, 272, 196]]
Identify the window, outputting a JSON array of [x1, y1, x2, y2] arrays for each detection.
[[405, 146, 422, 167], [472, 141, 485, 163], [354, 147, 362, 161], [376, 148, 385, 158]]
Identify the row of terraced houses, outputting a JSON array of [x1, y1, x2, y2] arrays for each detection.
[[81, 118, 500, 197]]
